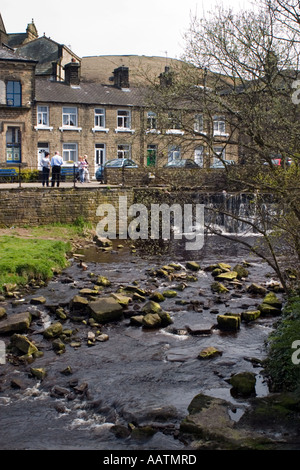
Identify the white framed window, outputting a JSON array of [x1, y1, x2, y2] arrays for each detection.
[[37, 106, 49, 126], [35, 106, 53, 131], [63, 143, 78, 163], [117, 144, 131, 159], [95, 108, 105, 127], [168, 145, 181, 162], [60, 107, 81, 131], [92, 108, 109, 133], [147, 111, 157, 129], [116, 109, 132, 132], [195, 146, 204, 167], [213, 115, 227, 136], [194, 114, 204, 133], [63, 107, 77, 126]]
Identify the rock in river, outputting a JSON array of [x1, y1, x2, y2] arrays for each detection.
[[0, 312, 31, 334], [88, 297, 124, 323]]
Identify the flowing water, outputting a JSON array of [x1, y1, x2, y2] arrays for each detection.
[[0, 234, 280, 450]]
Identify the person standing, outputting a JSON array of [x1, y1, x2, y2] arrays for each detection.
[[51, 151, 63, 187], [78, 156, 86, 184], [83, 155, 90, 182], [41, 151, 50, 187]]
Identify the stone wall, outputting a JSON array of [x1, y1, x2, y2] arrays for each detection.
[[105, 167, 230, 191], [0, 187, 134, 227]]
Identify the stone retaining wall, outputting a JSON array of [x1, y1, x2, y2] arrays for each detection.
[[0, 187, 134, 227]]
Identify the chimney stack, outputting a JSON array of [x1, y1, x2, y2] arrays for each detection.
[[64, 61, 81, 86], [113, 66, 129, 88]]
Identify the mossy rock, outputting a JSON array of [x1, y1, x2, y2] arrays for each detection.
[[233, 264, 249, 279], [217, 314, 241, 331], [262, 292, 282, 309], [229, 372, 256, 397], [43, 322, 63, 339], [149, 292, 165, 302], [242, 310, 261, 322], [0, 307, 6, 320], [70, 295, 89, 313], [52, 338, 66, 354], [216, 271, 238, 281], [30, 367, 47, 380], [142, 300, 162, 315], [217, 263, 232, 272], [186, 261, 201, 271], [198, 346, 223, 360], [158, 310, 173, 327], [211, 282, 229, 294], [162, 290, 177, 298], [259, 303, 281, 316], [247, 283, 267, 295], [142, 313, 162, 328], [95, 276, 111, 287], [10, 333, 38, 356]]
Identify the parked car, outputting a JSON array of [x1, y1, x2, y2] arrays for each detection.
[[95, 158, 139, 181], [210, 160, 235, 169], [164, 159, 200, 168]]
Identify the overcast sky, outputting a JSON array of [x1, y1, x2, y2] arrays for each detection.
[[2, 0, 256, 59]]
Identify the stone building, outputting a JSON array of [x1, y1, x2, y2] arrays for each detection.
[[0, 15, 239, 178]]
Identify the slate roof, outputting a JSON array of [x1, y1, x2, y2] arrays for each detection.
[[35, 78, 146, 107], [0, 46, 37, 63]]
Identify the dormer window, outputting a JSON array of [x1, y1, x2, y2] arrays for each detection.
[[6, 81, 21, 107]]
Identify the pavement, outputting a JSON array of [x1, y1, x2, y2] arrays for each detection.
[[0, 181, 118, 189]]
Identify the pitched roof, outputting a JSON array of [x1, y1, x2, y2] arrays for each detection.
[[0, 45, 37, 63], [35, 78, 146, 106]]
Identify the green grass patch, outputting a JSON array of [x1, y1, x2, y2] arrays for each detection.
[[0, 235, 71, 292]]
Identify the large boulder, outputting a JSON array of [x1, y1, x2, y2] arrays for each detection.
[[259, 292, 282, 316], [88, 297, 124, 323], [0, 312, 31, 334]]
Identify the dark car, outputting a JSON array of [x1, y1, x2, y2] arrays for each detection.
[[164, 159, 200, 168], [95, 158, 139, 181]]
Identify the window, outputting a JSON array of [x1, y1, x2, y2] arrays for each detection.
[[37, 106, 50, 127], [194, 114, 204, 133], [117, 144, 130, 159], [147, 111, 157, 130], [168, 111, 181, 129], [6, 81, 21, 107], [6, 127, 21, 162], [213, 146, 226, 164], [195, 146, 204, 167], [95, 143, 106, 167], [94, 108, 105, 128], [63, 143, 78, 163], [213, 115, 227, 136], [62, 107, 78, 127], [147, 145, 157, 166], [117, 110, 131, 129], [168, 145, 181, 162]]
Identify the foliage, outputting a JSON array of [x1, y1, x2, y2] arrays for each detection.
[[265, 296, 300, 392]]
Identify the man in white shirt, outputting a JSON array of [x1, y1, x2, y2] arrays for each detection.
[[51, 151, 63, 187]]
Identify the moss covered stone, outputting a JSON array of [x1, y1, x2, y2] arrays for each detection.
[[217, 314, 241, 331], [242, 310, 261, 322], [142, 300, 162, 315], [211, 282, 229, 294], [186, 261, 201, 271], [229, 372, 256, 397], [198, 346, 222, 360]]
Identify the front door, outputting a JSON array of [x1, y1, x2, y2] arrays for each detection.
[[37, 143, 50, 170]]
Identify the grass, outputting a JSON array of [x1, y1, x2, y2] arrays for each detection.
[[0, 235, 71, 293]]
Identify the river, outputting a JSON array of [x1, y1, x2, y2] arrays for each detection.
[[0, 234, 279, 450]]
